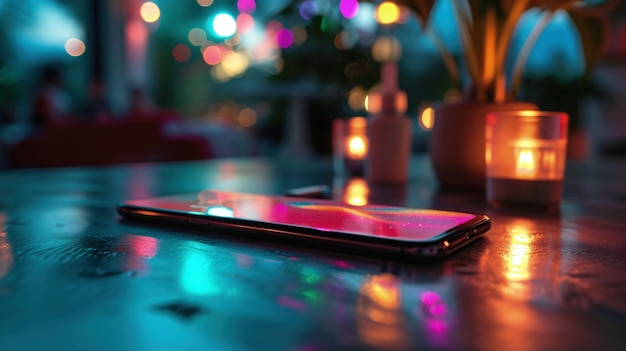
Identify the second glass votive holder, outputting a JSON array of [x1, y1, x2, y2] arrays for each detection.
[[485, 110, 569, 210]]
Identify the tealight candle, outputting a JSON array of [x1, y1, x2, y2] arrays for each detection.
[[333, 117, 369, 175], [485, 111, 569, 210]]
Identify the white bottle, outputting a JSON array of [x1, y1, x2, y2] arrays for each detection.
[[366, 63, 412, 184]]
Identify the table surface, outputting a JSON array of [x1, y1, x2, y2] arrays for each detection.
[[1, 155, 625, 351]]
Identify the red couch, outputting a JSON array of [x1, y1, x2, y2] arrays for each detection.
[[9, 118, 212, 168]]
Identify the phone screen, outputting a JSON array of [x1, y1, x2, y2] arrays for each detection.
[[123, 190, 479, 242]]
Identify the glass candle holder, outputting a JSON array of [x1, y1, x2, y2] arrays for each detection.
[[333, 117, 368, 175], [485, 111, 569, 209]]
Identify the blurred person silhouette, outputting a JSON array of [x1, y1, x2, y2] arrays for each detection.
[[82, 77, 113, 122], [32, 65, 73, 130], [127, 87, 154, 120]]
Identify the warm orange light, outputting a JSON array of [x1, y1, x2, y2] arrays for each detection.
[[238, 108, 258, 127], [366, 274, 401, 310], [344, 178, 369, 206], [371, 36, 402, 62], [220, 51, 250, 78], [197, 0, 214, 6], [516, 148, 536, 178], [65, 38, 86, 57], [140, 2, 161, 23], [375, 2, 401, 25], [347, 136, 367, 159], [356, 273, 406, 347], [503, 223, 533, 299], [347, 87, 367, 111], [345, 117, 368, 160], [419, 106, 434, 131]]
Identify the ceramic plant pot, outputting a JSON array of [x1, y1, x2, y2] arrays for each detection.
[[429, 101, 538, 191]]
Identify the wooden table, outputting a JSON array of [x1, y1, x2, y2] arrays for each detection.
[[1, 156, 625, 350]]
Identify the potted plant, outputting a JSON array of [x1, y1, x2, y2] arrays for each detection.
[[383, 0, 615, 190]]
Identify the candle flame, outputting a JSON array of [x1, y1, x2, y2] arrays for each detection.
[[347, 135, 367, 160], [516, 149, 536, 178]]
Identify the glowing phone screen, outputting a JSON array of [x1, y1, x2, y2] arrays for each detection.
[[125, 191, 478, 241]]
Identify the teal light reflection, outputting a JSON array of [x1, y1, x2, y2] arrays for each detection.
[[180, 242, 222, 296]]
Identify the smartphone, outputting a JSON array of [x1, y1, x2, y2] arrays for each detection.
[[117, 190, 490, 260]]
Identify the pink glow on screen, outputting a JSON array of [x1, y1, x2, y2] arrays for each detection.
[[125, 191, 477, 241]]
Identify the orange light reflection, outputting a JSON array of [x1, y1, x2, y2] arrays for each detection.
[[343, 178, 369, 206], [503, 222, 533, 300], [356, 274, 408, 349]]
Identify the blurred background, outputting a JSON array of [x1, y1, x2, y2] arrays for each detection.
[[0, 0, 625, 169]]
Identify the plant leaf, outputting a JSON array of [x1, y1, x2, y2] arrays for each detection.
[[568, 10, 610, 72], [392, 0, 436, 27]]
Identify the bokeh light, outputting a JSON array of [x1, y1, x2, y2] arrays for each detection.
[[340, 0, 359, 19], [236, 13, 255, 34], [188, 28, 207, 46], [335, 31, 357, 50], [292, 26, 307, 45], [225, 33, 241, 47], [371, 36, 402, 62], [197, 0, 214, 6], [202, 45, 223, 65], [347, 86, 367, 111], [276, 29, 294, 49], [65, 38, 86, 57], [237, 0, 256, 14], [126, 20, 148, 51], [266, 20, 283, 35], [212, 64, 231, 82], [264, 58, 284, 75], [238, 108, 258, 127], [221, 51, 250, 78], [140, 2, 161, 23], [212, 13, 237, 38], [299, 1, 318, 21], [375, 1, 400, 25], [173, 44, 191, 63], [352, 2, 377, 32], [419, 106, 435, 130], [252, 39, 276, 62]]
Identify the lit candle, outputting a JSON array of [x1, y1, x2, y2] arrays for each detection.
[[333, 117, 368, 175], [515, 146, 537, 178], [346, 135, 367, 160], [485, 111, 568, 210]]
